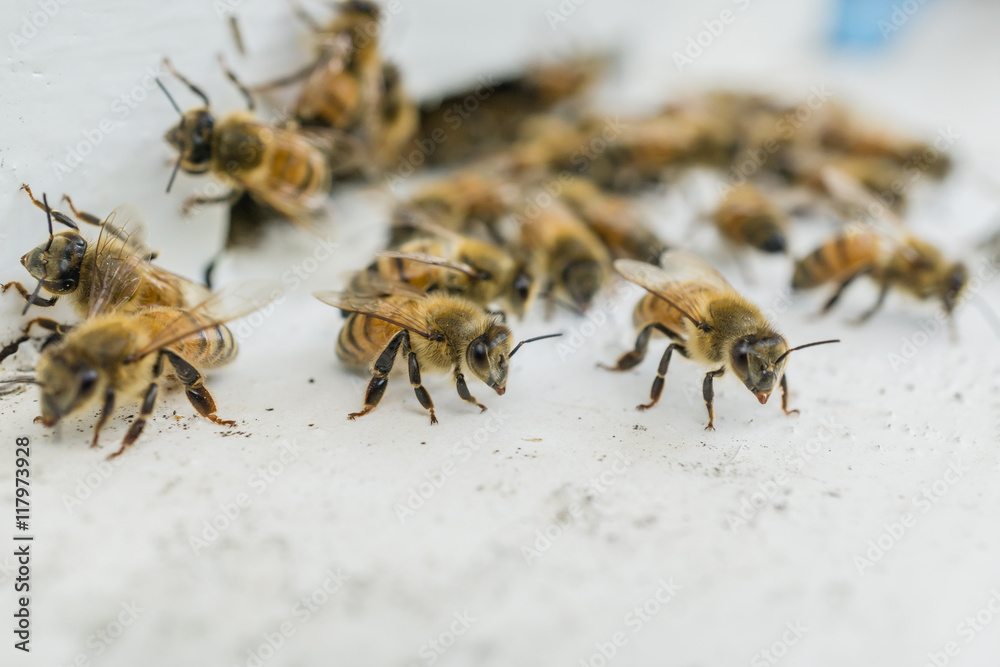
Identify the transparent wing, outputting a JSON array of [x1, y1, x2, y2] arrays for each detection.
[[375, 250, 486, 279], [314, 290, 436, 339], [86, 204, 153, 318], [615, 254, 733, 325], [131, 281, 283, 360]]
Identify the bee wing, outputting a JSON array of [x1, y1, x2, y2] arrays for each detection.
[[131, 281, 282, 360], [298, 127, 367, 176], [615, 253, 733, 325], [86, 204, 153, 318], [341, 271, 428, 299], [314, 290, 437, 339], [375, 250, 485, 279]]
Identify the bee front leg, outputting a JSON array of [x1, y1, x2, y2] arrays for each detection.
[[162, 351, 237, 427], [109, 383, 159, 459], [182, 189, 241, 216], [637, 342, 688, 411], [402, 333, 437, 425], [780, 374, 799, 416], [349, 330, 406, 421], [702, 367, 726, 430], [60, 195, 104, 228], [90, 385, 116, 449], [454, 369, 487, 413], [2, 282, 58, 308]]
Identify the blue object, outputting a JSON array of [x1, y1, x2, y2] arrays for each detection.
[[831, 0, 931, 49]]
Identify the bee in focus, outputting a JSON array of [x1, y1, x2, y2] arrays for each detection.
[[315, 287, 559, 424], [158, 57, 350, 227], [512, 195, 612, 313], [2, 185, 209, 320], [792, 168, 968, 322], [603, 253, 838, 430], [711, 184, 789, 254], [355, 220, 537, 318], [251, 1, 416, 171], [2, 223, 277, 457]]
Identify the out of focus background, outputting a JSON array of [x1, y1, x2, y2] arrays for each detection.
[[1, 1, 999, 665]]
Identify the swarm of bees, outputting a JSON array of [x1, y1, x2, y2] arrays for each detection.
[[2, 1, 986, 451]]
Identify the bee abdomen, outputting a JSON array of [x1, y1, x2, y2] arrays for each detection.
[[792, 232, 879, 289], [172, 311, 239, 369], [336, 312, 380, 368]]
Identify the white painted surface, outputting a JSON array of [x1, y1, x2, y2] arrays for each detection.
[[1, 1, 999, 666]]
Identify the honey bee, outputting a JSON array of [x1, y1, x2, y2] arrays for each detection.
[[603, 253, 838, 429], [251, 1, 414, 171], [356, 219, 537, 318], [315, 288, 559, 423], [158, 58, 349, 226], [792, 168, 968, 321], [514, 196, 612, 312], [2, 185, 209, 320], [554, 175, 669, 263], [2, 229, 277, 456], [416, 55, 605, 167], [389, 172, 513, 246], [711, 184, 789, 254]]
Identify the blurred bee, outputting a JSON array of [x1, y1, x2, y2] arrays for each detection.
[[711, 184, 789, 254], [315, 287, 559, 424], [389, 172, 513, 246], [603, 253, 838, 429], [251, 1, 414, 171], [416, 54, 605, 167], [158, 58, 351, 227], [514, 196, 612, 313], [356, 219, 537, 318], [792, 168, 968, 321], [1, 219, 277, 457], [2, 185, 208, 319], [555, 175, 669, 263]]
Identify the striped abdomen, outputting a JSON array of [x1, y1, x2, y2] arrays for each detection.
[[142, 309, 238, 369], [792, 231, 880, 290], [258, 128, 332, 212], [336, 311, 400, 369]]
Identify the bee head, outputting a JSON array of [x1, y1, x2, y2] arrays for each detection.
[[746, 217, 787, 254], [21, 231, 87, 295], [165, 109, 215, 175], [341, 0, 381, 22], [465, 319, 513, 395], [941, 262, 968, 314], [508, 268, 535, 318], [561, 259, 605, 311], [37, 352, 101, 427], [729, 334, 788, 404]]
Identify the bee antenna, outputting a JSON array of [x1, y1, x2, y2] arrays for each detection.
[[775, 339, 840, 365], [165, 155, 183, 194], [155, 77, 184, 116], [22, 279, 45, 316], [509, 333, 563, 358], [162, 58, 211, 107], [41, 192, 55, 250]]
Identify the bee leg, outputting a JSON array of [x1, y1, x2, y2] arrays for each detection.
[[2, 282, 58, 308], [250, 60, 319, 93], [162, 351, 237, 427], [403, 333, 438, 425], [90, 385, 116, 449], [60, 195, 104, 228], [454, 370, 487, 413], [21, 184, 78, 230], [218, 55, 255, 111], [780, 374, 799, 416], [109, 383, 159, 459], [290, 0, 323, 31], [182, 190, 241, 216], [637, 342, 688, 411], [0, 317, 68, 364], [852, 283, 889, 324], [349, 330, 406, 421], [820, 270, 867, 315], [702, 367, 726, 430], [600, 323, 672, 371]]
